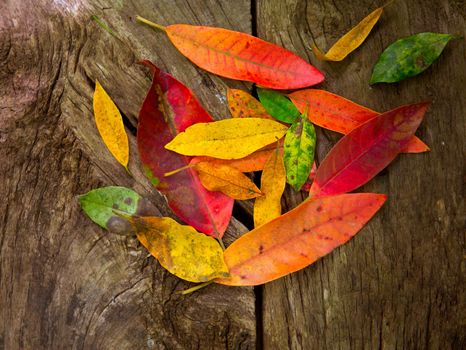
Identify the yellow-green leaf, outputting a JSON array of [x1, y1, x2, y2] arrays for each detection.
[[130, 216, 229, 282], [195, 162, 262, 200], [311, 5, 384, 61], [93, 80, 129, 169], [254, 147, 286, 227], [165, 118, 288, 159]]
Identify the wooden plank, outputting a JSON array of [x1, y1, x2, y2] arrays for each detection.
[[0, 1, 255, 349], [256, 0, 465, 348]]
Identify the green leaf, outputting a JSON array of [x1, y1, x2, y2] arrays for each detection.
[[79, 186, 155, 233], [257, 88, 300, 123], [370, 32, 454, 84], [284, 113, 316, 191]]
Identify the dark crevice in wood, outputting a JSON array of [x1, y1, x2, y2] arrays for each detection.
[[254, 285, 263, 350], [232, 202, 254, 231], [251, 0, 258, 37], [120, 109, 137, 136]]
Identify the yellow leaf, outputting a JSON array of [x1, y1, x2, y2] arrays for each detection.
[[130, 216, 229, 282], [227, 88, 273, 119], [93, 80, 129, 169], [165, 118, 288, 159], [254, 147, 286, 227], [311, 5, 385, 61], [195, 162, 262, 200]]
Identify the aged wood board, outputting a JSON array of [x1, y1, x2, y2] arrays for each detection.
[[0, 0, 464, 349]]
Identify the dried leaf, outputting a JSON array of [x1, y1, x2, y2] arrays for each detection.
[[194, 162, 262, 200], [254, 147, 286, 227], [311, 5, 384, 61], [257, 88, 300, 123], [137, 61, 233, 238], [289, 89, 429, 153], [227, 89, 272, 119], [165, 118, 288, 159], [78, 186, 155, 234], [216, 193, 387, 286], [370, 32, 454, 84], [93, 80, 129, 169], [159, 23, 324, 89], [131, 216, 229, 282], [284, 113, 316, 191], [309, 103, 430, 198]]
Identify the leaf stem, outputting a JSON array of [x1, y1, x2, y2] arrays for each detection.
[[136, 16, 167, 32], [217, 237, 226, 251], [164, 163, 196, 177], [91, 15, 117, 37], [180, 281, 213, 295]]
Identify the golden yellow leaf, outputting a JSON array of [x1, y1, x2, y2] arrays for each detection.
[[165, 118, 288, 159], [253, 147, 286, 227], [195, 162, 262, 200], [311, 5, 385, 61], [130, 216, 229, 282], [93, 80, 129, 169]]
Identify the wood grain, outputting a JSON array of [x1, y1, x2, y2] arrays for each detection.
[[257, 0, 465, 349]]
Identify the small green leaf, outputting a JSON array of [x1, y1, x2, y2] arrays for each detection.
[[257, 88, 300, 123], [370, 32, 454, 84], [284, 113, 316, 191], [79, 186, 154, 233]]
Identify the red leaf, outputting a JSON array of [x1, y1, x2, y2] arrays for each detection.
[[289, 89, 429, 153], [309, 102, 430, 197], [137, 60, 233, 237], [165, 25, 324, 89]]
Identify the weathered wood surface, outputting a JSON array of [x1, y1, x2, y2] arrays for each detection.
[[0, 0, 464, 349]]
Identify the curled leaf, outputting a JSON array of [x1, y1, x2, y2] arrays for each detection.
[[311, 5, 384, 61], [289, 89, 429, 153], [131, 216, 229, 283], [194, 162, 262, 200], [309, 102, 430, 198], [370, 32, 454, 84], [284, 113, 316, 191], [257, 88, 300, 123], [254, 147, 286, 227], [216, 193, 387, 286], [78, 186, 155, 234], [227, 89, 272, 119], [93, 80, 129, 169], [165, 118, 288, 159]]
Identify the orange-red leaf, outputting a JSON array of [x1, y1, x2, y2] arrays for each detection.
[[227, 89, 273, 119], [289, 89, 429, 153], [165, 24, 324, 89], [309, 102, 430, 198], [216, 193, 387, 286]]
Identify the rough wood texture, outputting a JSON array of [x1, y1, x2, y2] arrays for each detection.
[[0, 1, 254, 349], [1, 0, 464, 349], [257, 0, 465, 349]]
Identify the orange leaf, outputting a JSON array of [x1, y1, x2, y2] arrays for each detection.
[[227, 89, 273, 119], [216, 193, 387, 286], [289, 89, 429, 153]]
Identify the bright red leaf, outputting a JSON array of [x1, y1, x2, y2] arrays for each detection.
[[137, 60, 233, 238]]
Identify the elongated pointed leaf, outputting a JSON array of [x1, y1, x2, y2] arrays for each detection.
[[311, 5, 384, 61], [163, 24, 324, 89], [93, 80, 129, 169], [254, 147, 286, 227], [192, 142, 282, 173], [216, 193, 386, 286], [78, 186, 156, 234], [309, 102, 430, 198], [284, 114, 316, 191], [165, 118, 288, 159], [131, 216, 229, 282], [194, 162, 262, 200], [257, 88, 300, 123], [370, 32, 454, 84], [137, 61, 233, 238], [227, 89, 272, 119], [289, 89, 429, 153]]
